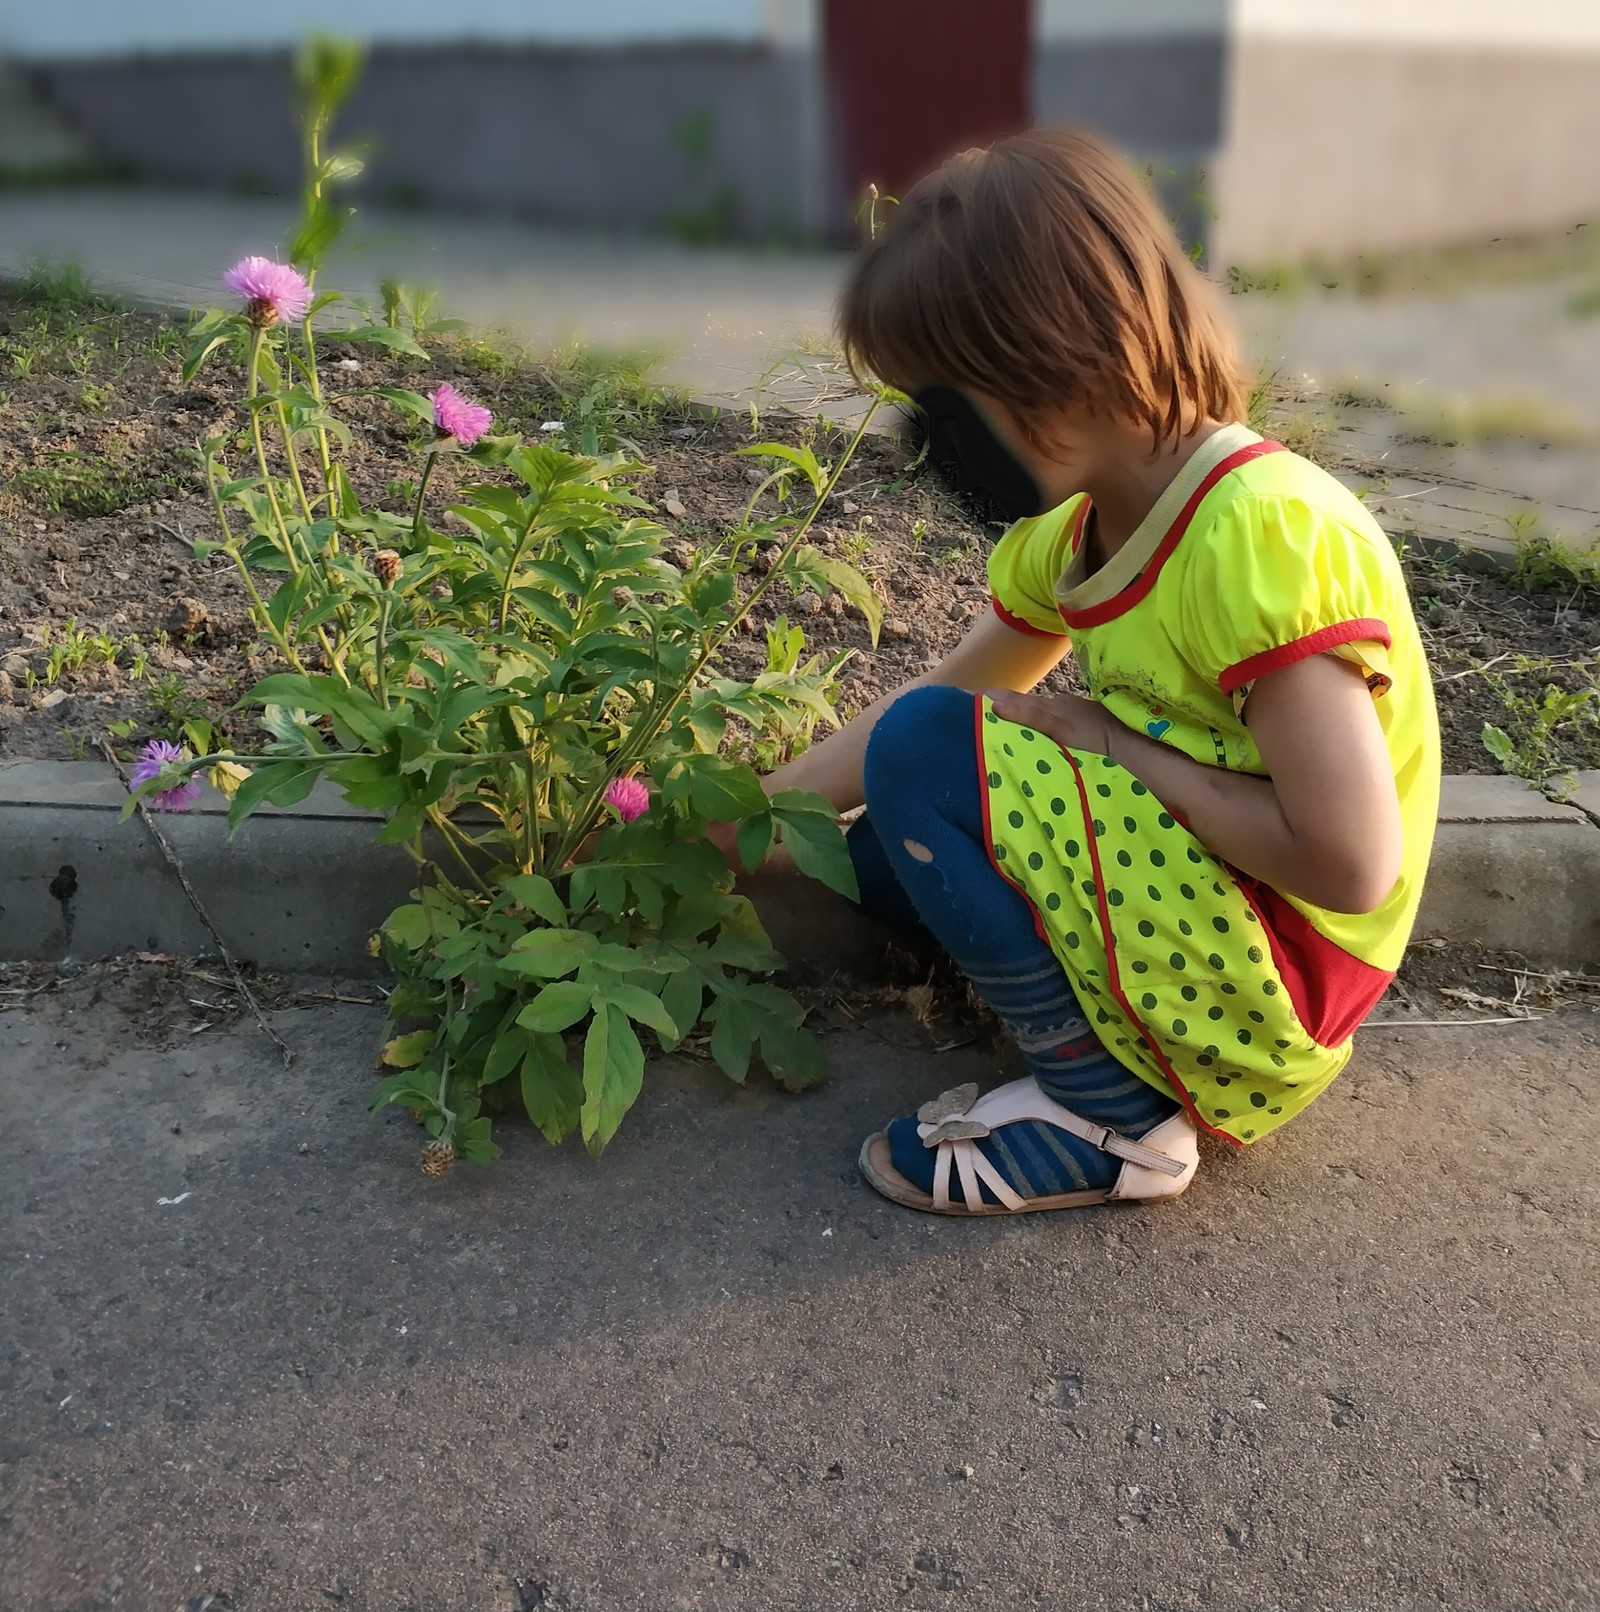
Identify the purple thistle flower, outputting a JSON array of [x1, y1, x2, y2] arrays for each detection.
[[604, 776, 650, 825], [429, 382, 493, 448], [129, 739, 204, 814], [223, 256, 312, 328]]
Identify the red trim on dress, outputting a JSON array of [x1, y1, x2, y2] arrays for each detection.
[[974, 695, 1054, 950], [1058, 441, 1286, 630], [1234, 876, 1394, 1048], [991, 598, 1066, 639], [1219, 618, 1393, 695]]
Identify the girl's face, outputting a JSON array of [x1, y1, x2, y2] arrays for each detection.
[[917, 384, 1104, 519]]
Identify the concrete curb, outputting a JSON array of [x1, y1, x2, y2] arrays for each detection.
[[2, 762, 1597, 973]]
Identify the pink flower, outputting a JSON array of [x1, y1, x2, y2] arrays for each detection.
[[129, 739, 203, 814], [604, 777, 650, 824], [429, 382, 493, 447], [223, 256, 312, 328]]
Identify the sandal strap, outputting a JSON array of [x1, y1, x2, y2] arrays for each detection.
[[920, 1080, 1189, 1181], [932, 1138, 1025, 1213]]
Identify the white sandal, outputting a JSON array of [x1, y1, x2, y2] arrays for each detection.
[[858, 1076, 1199, 1216]]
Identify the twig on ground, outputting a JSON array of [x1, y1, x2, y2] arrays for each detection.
[[293, 989, 384, 1007], [101, 739, 295, 1067], [1369, 1015, 1545, 1028], [1477, 962, 1600, 989]]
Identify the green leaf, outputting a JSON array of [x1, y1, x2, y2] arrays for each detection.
[[1481, 723, 1519, 770], [520, 1032, 583, 1143], [374, 386, 437, 426], [517, 979, 595, 1034], [772, 792, 857, 900], [381, 1028, 434, 1068], [246, 673, 395, 747], [501, 927, 589, 979], [737, 441, 827, 496], [339, 323, 430, 361], [783, 546, 884, 645], [706, 991, 759, 1083], [581, 1003, 645, 1154], [676, 754, 768, 823], [225, 758, 322, 831], [659, 968, 704, 1051], [381, 903, 433, 949], [183, 314, 240, 384], [320, 152, 365, 183], [501, 873, 567, 927], [758, 1018, 829, 1092], [599, 983, 678, 1041], [483, 1028, 528, 1085], [735, 813, 773, 874]]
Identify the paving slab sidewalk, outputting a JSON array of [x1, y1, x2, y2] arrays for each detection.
[[5, 187, 1599, 550], [2, 996, 1597, 1611]]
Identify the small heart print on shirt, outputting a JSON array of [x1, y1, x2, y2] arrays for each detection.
[[1145, 718, 1172, 740]]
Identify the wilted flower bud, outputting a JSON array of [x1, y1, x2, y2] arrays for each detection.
[[372, 549, 402, 587], [208, 759, 251, 799], [419, 1139, 456, 1176], [611, 586, 634, 608]]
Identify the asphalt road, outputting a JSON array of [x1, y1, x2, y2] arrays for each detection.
[[2, 997, 1597, 1611]]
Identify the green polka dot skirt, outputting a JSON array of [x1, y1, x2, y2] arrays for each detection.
[[978, 697, 1347, 1145]]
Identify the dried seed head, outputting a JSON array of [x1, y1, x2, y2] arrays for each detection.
[[419, 1138, 456, 1176], [610, 585, 634, 608], [372, 549, 402, 588]]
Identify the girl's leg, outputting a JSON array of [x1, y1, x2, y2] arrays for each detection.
[[861, 685, 1179, 1202], [846, 813, 934, 944]]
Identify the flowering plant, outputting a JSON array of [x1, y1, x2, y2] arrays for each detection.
[[130, 40, 887, 1169]]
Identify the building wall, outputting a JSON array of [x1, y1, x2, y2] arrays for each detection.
[[0, 0, 815, 56], [1214, 2, 1600, 264], [31, 44, 824, 238]]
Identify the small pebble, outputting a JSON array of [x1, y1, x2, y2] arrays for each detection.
[[661, 494, 688, 520], [884, 618, 911, 640], [794, 593, 822, 615]]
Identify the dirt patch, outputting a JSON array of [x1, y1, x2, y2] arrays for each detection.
[[2, 287, 1595, 779]]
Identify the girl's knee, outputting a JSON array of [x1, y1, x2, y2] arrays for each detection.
[[864, 684, 975, 797]]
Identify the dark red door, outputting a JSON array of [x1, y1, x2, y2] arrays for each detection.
[[824, 0, 1031, 228]]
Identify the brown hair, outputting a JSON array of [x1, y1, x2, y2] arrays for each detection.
[[839, 128, 1246, 450]]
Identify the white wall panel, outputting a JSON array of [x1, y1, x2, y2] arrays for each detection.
[[1234, 0, 1600, 50]]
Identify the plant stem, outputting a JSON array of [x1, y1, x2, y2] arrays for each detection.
[[205, 456, 309, 674], [522, 750, 543, 875], [276, 398, 317, 525], [373, 592, 392, 707], [426, 806, 494, 896], [497, 497, 552, 634], [246, 327, 350, 682], [299, 314, 333, 507], [411, 445, 439, 547], [245, 328, 301, 575]]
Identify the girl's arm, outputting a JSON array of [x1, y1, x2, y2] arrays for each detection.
[[991, 653, 1404, 915], [768, 609, 1072, 813]]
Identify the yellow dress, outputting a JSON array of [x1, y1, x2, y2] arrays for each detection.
[[981, 424, 1441, 1144]]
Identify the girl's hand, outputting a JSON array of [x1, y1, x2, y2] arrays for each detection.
[[985, 688, 1115, 756]]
